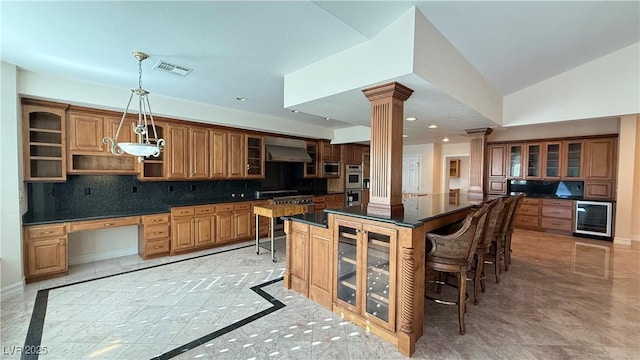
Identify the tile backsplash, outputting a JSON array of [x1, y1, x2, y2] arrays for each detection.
[[27, 175, 325, 215]]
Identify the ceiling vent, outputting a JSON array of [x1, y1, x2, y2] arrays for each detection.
[[153, 60, 193, 77]]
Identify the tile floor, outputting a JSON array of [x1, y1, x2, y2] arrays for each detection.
[[1, 230, 639, 359]]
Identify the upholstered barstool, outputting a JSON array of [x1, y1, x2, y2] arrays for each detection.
[[425, 203, 490, 335], [485, 195, 518, 284], [503, 194, 526, 270], [473, 197, 505, 303]]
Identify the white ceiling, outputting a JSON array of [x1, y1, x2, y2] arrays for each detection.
[[2, 1, 638, 145]]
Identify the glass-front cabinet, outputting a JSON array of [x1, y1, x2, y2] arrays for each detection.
[[543, 142, 561, 179], [508, 144, 523, 178], [245, 135, 264, 178], [525, 143, 542, 179], [334, 218, 396, 330], [562, 140, 583, 179]]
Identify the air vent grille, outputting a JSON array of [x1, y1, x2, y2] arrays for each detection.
[[153, 61, 193, 77]]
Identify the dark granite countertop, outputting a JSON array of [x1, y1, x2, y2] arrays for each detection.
[[282, 211, 329, 228], [286, 193, 480, 228], [509, 192, 583, 200], [22, 190, 344, 226]]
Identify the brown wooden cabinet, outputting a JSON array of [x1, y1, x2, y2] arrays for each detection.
[[320, 140, 341, 162], [215, 202, 253, 243], [22, 99, 68, 182], [227, 132, 246, 178], [210, 129, 227, 178], [170, 205, 216, 253], [344, 144, 365, 165], [562, 140, 584, 179], [166, 124, 210, 179], [584, 137, 617, 200], [515, 198, 541, 229], [543, 141, 562, 179], [138, 213, 171, 259], [325, 194, 345, 209], [233, 203, 253, 239], [508, 144, 524, 179], [304, 141, 319, 178], [137, 121, 166, 180], [487, 144, 507, 194], [540, 199, 574, 234], [448, 159, 461, 178], [24, 224, 68, 279], [68, 112, 104, 153], [245, 135, 265, 179], [333, 216, 397, 331], [524, 143, 543, 179]]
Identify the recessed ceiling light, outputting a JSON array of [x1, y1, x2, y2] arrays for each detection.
[[428, 124, 438, 129], [406, 117, 417, 121], [324, 117, 331, 120], [442, 137, 450, 142], [236, 97, 247, 102], [291, 109, 299, 113], [403, 134, 408, 138]]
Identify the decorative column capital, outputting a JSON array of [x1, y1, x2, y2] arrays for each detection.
[[362, 82, 414, 102], [465, 127, 494, 137]]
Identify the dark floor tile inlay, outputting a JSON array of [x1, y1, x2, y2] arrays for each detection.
[[21, 244, 254, 360], [152, 277, 285, 360]]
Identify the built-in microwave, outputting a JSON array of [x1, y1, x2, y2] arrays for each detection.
[[323, 161, 340, 177]]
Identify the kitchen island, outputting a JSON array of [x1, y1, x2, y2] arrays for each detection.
[[282, 193, 480, 357]]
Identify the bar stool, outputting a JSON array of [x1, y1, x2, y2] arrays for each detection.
[[425, 203, 490, 335], [504, 194, 526, 270], [472, 197, 505, 303]]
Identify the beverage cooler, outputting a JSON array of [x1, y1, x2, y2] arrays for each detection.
[[574, 201, 614, 240]]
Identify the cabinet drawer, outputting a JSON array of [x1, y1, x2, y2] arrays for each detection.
[[542, 207, 572, 219], [145, 239, 170, 256], [515, 215, 539, 228], [541, 199, 573, 207], [26, 224, 66, 240], [142, 214, 170, 225], [145, 224, 170, 240], [194, 205, 215, 215], [518, 204, 540, 216], [522, 198, 541, 205], [314, 196, 326, 203], [215, 204, 234, 212], [172, 207, 195, 217], [540, 218, 573, 231], [68, 216, 140, 232], [234, 203, 251, 211]]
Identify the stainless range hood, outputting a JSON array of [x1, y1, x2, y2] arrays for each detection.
[[265, 144, 312, 163], [264, 136, 312, 163]]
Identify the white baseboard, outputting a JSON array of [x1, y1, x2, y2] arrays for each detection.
[[1, 280, 25, 299], [69, 246, 138, 266]]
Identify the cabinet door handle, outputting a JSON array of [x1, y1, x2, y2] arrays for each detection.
[[103, 223, 114, 227], [154, 219, 161, 222], [59, 242, 66, 246], [154, 246, 162, 249], [40, 230, 54, 234]]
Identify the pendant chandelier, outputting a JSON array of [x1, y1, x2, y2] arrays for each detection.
[[103, 51, 165, 162]]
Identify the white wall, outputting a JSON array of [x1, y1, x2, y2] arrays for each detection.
[[503, 42, 640, 126], [489, 117, 619, 142], [68, 227, 138, 265], [404, 143, 435, 194], [1, 62, 24, 294], [18, 70, 334, 140]]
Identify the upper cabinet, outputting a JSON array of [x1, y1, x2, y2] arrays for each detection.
[[245, 135, 265, 179], [137, 121, 165, 181], [320, 140, 341, 162], [66, 109, 138, 174], [561, 140, 583, 179], [524, 143, 543, 179], [209, 129, 227, 178], [508, 144, 523, 179], [165, 123, 212, 180], [22, 99, 69, 182], [488, 135, 618, 200], [543, 142, 562, 179], [304, 141, 319, 178], [343, 144, 365, 165]]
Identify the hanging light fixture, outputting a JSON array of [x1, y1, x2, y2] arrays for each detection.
[[103, 51, 165, 161]]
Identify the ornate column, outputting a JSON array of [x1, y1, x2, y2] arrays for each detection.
[[466, 127, 493, 200], [362, 82, 414, 217]]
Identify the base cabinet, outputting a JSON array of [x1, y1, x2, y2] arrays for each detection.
[[170, 205, 216, 253], [24, 224, 68, 279], [139, 214, 171, 259], [515, 198, 574, 235]]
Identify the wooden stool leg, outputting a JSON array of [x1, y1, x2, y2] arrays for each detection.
[[505, 233, 513, 270], [494, 240, 502, 284], [474, 251, 485, 304], [458, 270, 466, 335]]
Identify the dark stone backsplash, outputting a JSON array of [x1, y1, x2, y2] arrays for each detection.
[[28, 174, 327, 215]]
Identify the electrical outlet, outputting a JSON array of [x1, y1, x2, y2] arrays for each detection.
[[84, 188, 91, 195], [19, 191, 24, 202], [132, 186, 137, 193], [190, 185, 196, 192], [168, 185, 174, 192]]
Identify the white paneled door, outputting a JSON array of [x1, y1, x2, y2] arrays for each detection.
[[402, 155, 420, 194]]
